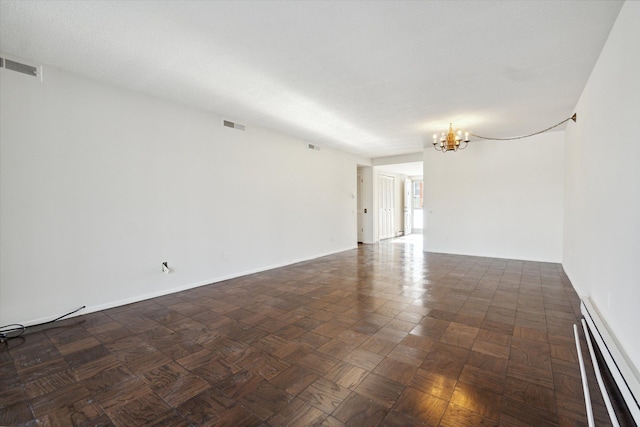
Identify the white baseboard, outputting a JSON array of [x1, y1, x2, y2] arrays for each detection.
[[20, 245, 357, 327]]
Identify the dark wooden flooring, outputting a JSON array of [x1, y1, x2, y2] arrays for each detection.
[[1, 237, 614, 426]]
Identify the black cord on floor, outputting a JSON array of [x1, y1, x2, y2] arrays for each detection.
[[0, 305, 85, 343], [0, 323, 26, 341]]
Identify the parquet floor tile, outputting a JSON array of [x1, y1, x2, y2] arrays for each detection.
[[0, 237, 615, 425]]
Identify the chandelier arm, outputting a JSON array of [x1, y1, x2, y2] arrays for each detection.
[[468, 113, 576, 141]]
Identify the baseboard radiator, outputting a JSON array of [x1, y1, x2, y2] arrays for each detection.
[[580, 297, 640, 425]]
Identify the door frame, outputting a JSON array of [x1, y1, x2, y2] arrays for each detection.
[[357, 173, 363, 243]]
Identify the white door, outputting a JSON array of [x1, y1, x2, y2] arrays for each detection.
[[357, 174, 363, 243], [379, 175, 395, 240], [404, 178, 412, 236], [412, 180, 424, 230]]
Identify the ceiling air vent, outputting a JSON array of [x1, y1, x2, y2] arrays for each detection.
[[2, 58, 37, 77], [223, 120, 245, 131]]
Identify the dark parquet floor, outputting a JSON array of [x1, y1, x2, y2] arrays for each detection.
[[1, 236, 613, 426]]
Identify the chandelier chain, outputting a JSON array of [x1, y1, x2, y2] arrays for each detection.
[[468, 114, 576, 141]]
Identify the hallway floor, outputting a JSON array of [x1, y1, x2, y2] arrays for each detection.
[[1, 239, 612, 426]]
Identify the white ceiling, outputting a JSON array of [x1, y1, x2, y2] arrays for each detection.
[[0, 1, 623, 159], [376, 162, 423, 178]]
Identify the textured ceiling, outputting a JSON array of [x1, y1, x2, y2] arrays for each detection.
[[0, 1, 623, 159]]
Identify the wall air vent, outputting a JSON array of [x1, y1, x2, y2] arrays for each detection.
[[223, 120, 245, 131], [3, 58, 37, 77]]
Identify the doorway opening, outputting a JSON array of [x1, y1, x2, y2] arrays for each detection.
[[371, 161, 423, 242]]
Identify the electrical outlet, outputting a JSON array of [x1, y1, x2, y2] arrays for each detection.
[[223, 250, 230, 261]]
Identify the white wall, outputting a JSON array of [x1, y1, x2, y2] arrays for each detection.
[[423, 132, 564, 262], [0, 57, 362, 325], [563, 1, 640, 376]]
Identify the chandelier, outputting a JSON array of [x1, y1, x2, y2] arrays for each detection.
[[432, 123, 469, 152], [431, 114, 577, 153]]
